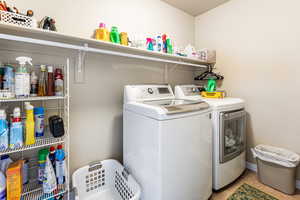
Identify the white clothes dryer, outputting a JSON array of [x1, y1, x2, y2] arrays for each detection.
[[175, 85, 246, 190]]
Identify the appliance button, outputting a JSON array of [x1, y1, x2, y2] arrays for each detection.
[[148, 88, 154, 94]]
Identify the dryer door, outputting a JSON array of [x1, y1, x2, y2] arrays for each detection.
[[220, 110, 246, 163]]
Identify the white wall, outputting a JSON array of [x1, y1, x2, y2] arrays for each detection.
[[195, 0, 300, 179], [8, 0, 196, 173]]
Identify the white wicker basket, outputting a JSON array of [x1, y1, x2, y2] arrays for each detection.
[[0, 10, 35, 28], [72, 159, 141, 200]]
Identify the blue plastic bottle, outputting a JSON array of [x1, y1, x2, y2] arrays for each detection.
[[55, 145, 65, 185], [34, 107, 45, 137], [10, 107, 23, 149], [0, 109, 9, 151]]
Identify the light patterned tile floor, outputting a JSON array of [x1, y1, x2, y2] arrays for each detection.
[[210, 170, 300, 200]]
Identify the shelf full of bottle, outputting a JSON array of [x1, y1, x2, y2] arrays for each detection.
[[0, 56, 66, 101], [0, 99, 67, 155], [0, 143, 68, 200]]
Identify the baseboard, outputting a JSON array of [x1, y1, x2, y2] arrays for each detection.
[[246, 162, 300, 190]]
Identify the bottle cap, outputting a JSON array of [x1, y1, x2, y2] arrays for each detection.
[[13, 107, 21, 118], [50, 146, 55, 152], [25, 102, 34, 110], [57, 144, 63, 150], [47, 66, 53, 73], [16, 57, 33, 66], [38, 149, 49, 161], [99, 23, 105, 28], [40, 65, 46, 72], [34, 107, 44, 115]]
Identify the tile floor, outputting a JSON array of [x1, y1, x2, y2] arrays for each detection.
[[211, 170, 300, 200]]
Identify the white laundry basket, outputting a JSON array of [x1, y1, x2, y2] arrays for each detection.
[[72, 159, 141, 200]]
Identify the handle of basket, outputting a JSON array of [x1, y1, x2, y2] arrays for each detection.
[[89, 160, 102, 168], [122, 167, 130, 181]]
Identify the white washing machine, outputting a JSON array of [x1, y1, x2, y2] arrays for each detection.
[[123, 84, 213, 200], [175, 85, 246, 190]]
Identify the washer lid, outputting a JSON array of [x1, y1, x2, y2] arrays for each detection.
[[142, 99, 210, 114], [203, 98, 245, 108]]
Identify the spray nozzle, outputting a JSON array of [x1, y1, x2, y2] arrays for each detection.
[[16, 57, 33, 66]]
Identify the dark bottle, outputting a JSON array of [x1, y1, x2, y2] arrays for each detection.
[[47, 66, 54, 96]]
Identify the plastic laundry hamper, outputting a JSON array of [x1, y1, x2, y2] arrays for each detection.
[[252, 145, 300, 195], [72, 159, 141, 200]]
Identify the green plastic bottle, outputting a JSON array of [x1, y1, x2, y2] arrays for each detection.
[[110, 26, 121, 44], [206, 79, 217, 92]]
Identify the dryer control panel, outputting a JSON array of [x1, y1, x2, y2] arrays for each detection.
[[124, 84, 174, 103], [175, 85, 204, 98]]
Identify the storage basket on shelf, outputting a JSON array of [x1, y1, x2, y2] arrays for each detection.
[[72, 159, 141, 200], [0, 10, 36, 28]]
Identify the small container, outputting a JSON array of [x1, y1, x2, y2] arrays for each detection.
[[0, 109, 9, 151], [34, 107, 45, 137], [38, 65, 47, 96], [30, 71, 38, 97], [47, 66, 54, 96], [10, 107, 23, 149], [120, 32, 129, 46], [2, 65, 15, 99], [38, 149, 49, 184], [95, 23, 110, 41], [54, 68, 64, 96], [110, 26, 121, 44]]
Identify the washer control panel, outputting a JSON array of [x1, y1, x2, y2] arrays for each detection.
[[124, 84, 174, 102]]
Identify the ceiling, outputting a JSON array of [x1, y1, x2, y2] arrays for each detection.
[[162, 0, 229, 16]]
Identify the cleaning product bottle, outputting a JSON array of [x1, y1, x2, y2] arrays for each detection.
[[38, 65, 47, 96], [49, 146, 56, 170], [30, 71, 38, 97], [10, 107, 23, 149], [110, 26, 121, 44], [47, 66, 54, 96], [0, 110, 8, 151], [0, 170, 6, 200], [34, 107, 45, 137], [162, 34, 167, 53], [166, 38, 173, 54], [95, 23, 110, 41], [156, 35, 163, 52], [24, 102, 35, 145], [0, 155, 13, 173], [15, 57, 32, 98], [54, 68, 64, 96], [38, 149, 49, 184], [3, 65, 15, 98], [146, 38, 154, 51], [55, 145, 65, 185]]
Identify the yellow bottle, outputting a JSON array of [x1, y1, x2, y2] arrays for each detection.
[[25, 102, 35, 145], [95, 23, 110, 41]]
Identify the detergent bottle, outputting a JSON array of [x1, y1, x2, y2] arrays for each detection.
[[95, 23, 110, 41], [15, 57, 32, 98], [25, 102, 35, 145], [0, 109, 8, 151], [55, 145, 66, 185], [110, 26, 121, 44]]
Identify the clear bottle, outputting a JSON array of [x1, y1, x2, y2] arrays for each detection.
[[30, 71, 38, 97], [0, 109, 8, 151], [47, 66, 54, 96], [15, 57, 32, 98], [38, 65, 47, 96]]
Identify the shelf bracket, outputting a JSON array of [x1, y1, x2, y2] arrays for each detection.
[[75, 43, 88, 83]]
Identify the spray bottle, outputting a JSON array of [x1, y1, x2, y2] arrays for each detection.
[[15, 57, 32, 98], [25, 102, 35, 145]]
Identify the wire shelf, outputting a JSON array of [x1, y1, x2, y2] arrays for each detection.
[[0, 136, 65, 156], [0, 96, 66, 102], [22, 181, 66, 200]]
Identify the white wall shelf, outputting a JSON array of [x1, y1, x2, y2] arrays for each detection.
[[0, 23, 212, 68], [0, 96, 66, 103]]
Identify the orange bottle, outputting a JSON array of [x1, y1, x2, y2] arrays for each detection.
[[95, 23, 110, 41]]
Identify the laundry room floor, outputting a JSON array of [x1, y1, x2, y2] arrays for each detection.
[[210, 170, 300, 200]]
